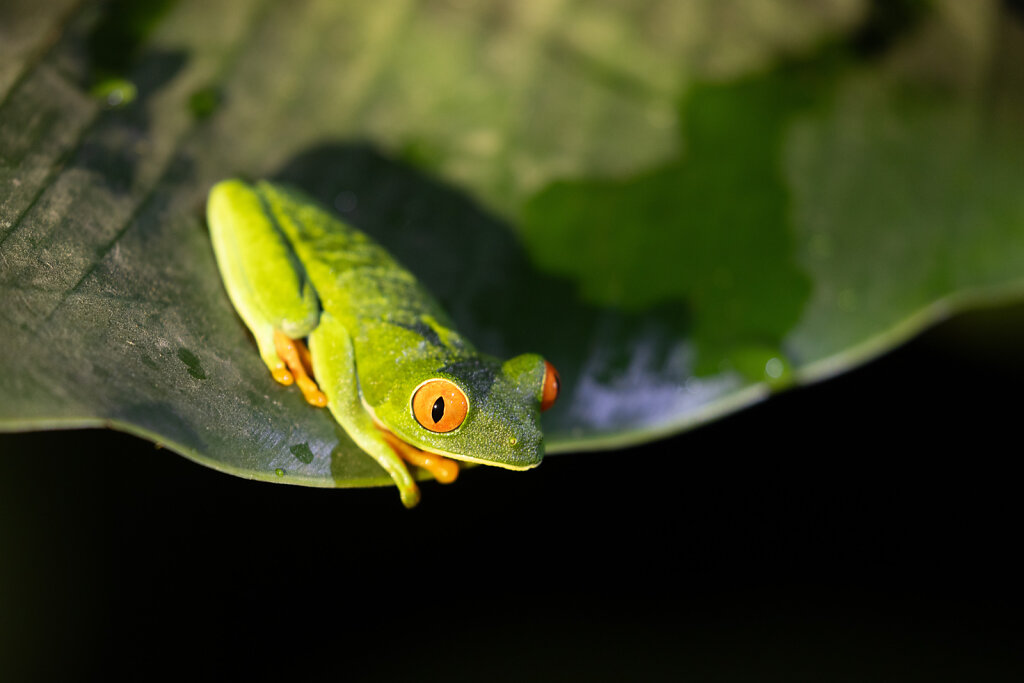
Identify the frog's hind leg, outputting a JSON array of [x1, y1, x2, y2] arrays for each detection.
[[208, 179, 323, 394], [243, 323, 293, 386]]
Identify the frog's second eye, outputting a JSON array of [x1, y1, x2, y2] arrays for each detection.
[[540, 360, 560, 412], [412, 379, 469, 433]]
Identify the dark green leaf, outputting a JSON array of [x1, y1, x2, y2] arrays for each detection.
[[2, 1, 1023, 488]]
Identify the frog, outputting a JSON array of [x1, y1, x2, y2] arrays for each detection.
[[206, 179, 560, 507]]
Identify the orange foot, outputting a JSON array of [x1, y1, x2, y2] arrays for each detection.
[[273, 330, 328, 407], [378, 428, 459, 484]]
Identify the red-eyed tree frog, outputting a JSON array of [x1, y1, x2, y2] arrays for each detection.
[[207, 179, 560, 507]]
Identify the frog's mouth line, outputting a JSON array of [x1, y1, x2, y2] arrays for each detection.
[[417, 445, 538, 471], [378, 421, 538, 471]]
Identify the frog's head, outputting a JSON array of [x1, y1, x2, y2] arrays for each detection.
[[370, 353, 560, 470]]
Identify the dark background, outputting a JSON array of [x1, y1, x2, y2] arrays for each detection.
[[2, 305, 1023, 681]]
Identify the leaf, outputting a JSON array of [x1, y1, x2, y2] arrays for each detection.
[[2, 0, 1023, 488]]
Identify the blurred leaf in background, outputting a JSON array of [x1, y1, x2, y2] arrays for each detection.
[[1, 0, 1023, 488]]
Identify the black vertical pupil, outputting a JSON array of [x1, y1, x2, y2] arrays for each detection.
[[431, 396, 445, 423]]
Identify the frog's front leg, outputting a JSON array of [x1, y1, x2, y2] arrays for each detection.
[[309, 313, 424, 507], [377, 428, 459, 484]]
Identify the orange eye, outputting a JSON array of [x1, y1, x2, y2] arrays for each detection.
[[540, 360, 560, 412], [412, 379, 469, 433]]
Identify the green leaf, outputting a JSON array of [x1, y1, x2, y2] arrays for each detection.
[[2, 1, 1023, 488]]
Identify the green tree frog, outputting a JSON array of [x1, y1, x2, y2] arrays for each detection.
[[207, 179, 560, 507]]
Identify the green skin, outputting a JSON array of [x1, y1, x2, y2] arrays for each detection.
[[207, 179, 549, 506]]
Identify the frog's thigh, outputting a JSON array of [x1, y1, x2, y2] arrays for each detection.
[[308, 314, 420, 508], [208, 180, 321, 377]]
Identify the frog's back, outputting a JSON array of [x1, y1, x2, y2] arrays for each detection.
[[256, 181, 461, 342]]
